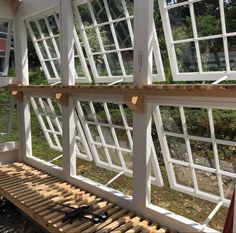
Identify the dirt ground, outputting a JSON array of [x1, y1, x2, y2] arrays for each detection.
[[0, 196, 43, 233]]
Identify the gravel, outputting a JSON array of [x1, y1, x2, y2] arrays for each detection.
[[0, 196, 44, 233]]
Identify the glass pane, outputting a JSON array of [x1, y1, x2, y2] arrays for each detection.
[[108, 148, 122, 166], [75, 57, 85, 77], [0, 22, 8, 33], [175, 42, 198, 72], [107, 53, 122, 76], [54, 60, 61, 77], [86, 27, 100, 52], [166, 136, 188, 162], [38, 19, 50, 37], [169, 5, 193, 41], [78, 4, 93, 27], [88, 124, 101, 142], [115, 129, 131, 150], [114, 21, 132, 48], [126, 0, 134, 15], [93, 102, 107, 123], [99, 25, 115, 50], [190, 140, 215, 168], [80, 102, 93, 122], [96, 145, 108, 163], [94, 54, 108, 76], [47, 39, 57, 58], [107, 0, 125, 19], [224, 0, 236, 33], [196, 169, 219, 196], [184, 107, 210, 138], [47, 15, 59, 35], [218, 144, 236, 173], [122, 151, 133, 170], [213, 109, 236, 142], [160, 106, 183, 134], [222, 175, 234, 200], [45, 61, 54, 78], [38, 41, 48, 59], [91, 0, 108, 24], [199, 38, 226, 72], [29, 21, 40, 39], [101, 126, 115, 146], [121, 51, 133, 75], [228, 37, 236, 71], [173, 164, 193, 187], [194, 0, 221, 37], [0, 57, 4, 72]]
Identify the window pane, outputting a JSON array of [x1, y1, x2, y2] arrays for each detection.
[[166, 0, 187, 6], [121, 51, 133, 75], [199, 38, 226, 72], [107, 53, 122, 76], [94, 55, 108, 76], [29, 21, 41, 39], [224, 0, 236, 33], [194, 0, 221, 37], [47, 15, 59, 34], [228, 36, 236, 71], [169, 5, 193, 41], [38, 19, 50, 37], [99, 25, 115, 50], [166, 136, 188, 162], [78, 4, 93, 26], [173, 164, 193, 187], [86, 27, 100, 52], [175, 42, 198, 72], [107, 0, 125, 19], [114, 21, 132, 48], [91, 0, 108, 24]]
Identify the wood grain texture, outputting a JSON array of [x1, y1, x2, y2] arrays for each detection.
[[0, 163, 169, 232]]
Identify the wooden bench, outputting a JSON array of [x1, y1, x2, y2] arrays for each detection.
[[0, 163, 170, 233]]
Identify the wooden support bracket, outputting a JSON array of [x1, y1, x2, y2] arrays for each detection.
[[11, 90, 23, 101], [124, 95, 145, 113], [53, 93, 69, 106]]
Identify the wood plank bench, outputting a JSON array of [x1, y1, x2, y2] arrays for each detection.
[[0, 163, 170, 233]]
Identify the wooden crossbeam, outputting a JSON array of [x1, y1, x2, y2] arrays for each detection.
[[6, 84, 236, 99]]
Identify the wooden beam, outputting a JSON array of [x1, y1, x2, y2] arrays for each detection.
[[6, 84, 236, 99], [124, 95, 144, 113], [53, 93, 69, 106], [11, 0, 21, 15]]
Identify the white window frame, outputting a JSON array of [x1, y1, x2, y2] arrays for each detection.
[[26, 8, 92, 84], [0, 18, 12, 76], [153, 97, 236, 206], [73, 0, 165, 83], [159, 0, 236, 81], [75, 96, 164, 187]]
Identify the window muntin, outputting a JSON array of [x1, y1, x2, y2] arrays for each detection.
[[74, 0, 165, 83], [30, 96, 92, 161], [75, 98, 163, 187], [26, 10, 91, 84], [153, 103, 236, 205], [159, 0, 236, 81], [0, 19, 12, 76]]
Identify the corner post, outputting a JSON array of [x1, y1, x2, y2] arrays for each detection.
[[132, 0, 154, 211], [60, 0, 76, 179], [14, 8, 32, 162]]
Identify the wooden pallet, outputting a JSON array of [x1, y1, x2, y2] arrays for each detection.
[[0, 163, 171, 233]]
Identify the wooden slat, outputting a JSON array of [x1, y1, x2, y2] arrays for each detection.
[[0, 163, 170, 233]]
